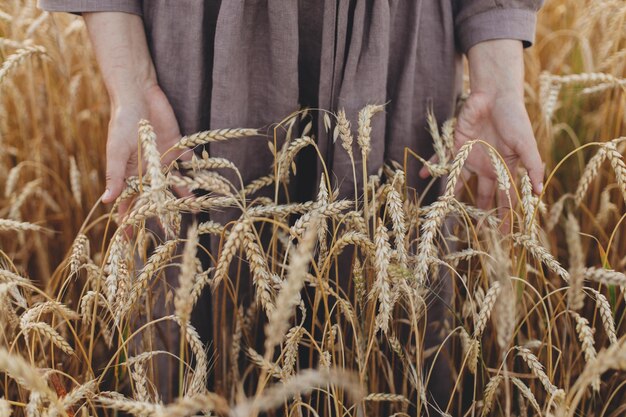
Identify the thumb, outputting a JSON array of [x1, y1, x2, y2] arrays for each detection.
[[102, 141, 131, 204]]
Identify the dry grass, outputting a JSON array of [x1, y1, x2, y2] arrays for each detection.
[[1, 1, 626, 416]]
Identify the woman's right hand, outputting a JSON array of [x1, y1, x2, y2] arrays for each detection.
[[82, 12, 190, 218], [102, 84, 187, 204]]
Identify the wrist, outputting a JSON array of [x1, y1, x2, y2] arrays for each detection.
[[83, 12, 157, 107], [467, 39, 525, 99], [107, 75, 158, 107]]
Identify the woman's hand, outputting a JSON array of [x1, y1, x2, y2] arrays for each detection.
[[103, 84, 185, 204], [420, 39, 544, 211], [83, 12, 189, 213]]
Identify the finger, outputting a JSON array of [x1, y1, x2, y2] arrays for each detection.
[[511, 121, 544, 195], [476, 176, 496, 211], [419, 154, 439, 179], [102, 140, 131, 204]]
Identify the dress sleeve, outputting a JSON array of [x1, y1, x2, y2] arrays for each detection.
[[454, 0, 544, 53], [37, 0, 142, 16]]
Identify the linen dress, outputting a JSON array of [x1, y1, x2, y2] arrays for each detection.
[[40, 0, 543, 408]]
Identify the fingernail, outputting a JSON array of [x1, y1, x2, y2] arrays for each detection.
[[101, 189, 111, 202], [536, 182, 543, 194]]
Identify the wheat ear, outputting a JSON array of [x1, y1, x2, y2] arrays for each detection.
[[373, 223, 392, 334], [565, 213, 585, 310], [176, 128, 259, 149], [174, 223, 198, 325], [265, 216, 319, 353], [571, 312, 600, 391]]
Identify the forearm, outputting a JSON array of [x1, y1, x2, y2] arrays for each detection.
[[467, 39, 525, 99], [83, 12, 156, 106]]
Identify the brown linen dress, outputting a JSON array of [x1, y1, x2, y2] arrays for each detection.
[[40, 0, 543, 408]]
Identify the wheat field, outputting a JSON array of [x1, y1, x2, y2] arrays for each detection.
[[1, 1, 626, 416]]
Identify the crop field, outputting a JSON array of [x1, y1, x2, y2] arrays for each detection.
[[0, 1, 625, 416]]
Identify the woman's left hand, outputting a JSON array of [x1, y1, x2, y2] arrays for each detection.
[[420, 39, 544, 212]]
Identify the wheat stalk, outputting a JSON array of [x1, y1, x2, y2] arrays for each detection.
[[154, 392, 230, 417], [180, 154, 238, 172], [130, 361, 150, 402], [495, 279, 516, 351], [480, 375, 503, 417], [460, 328, 480, 374], [575, 146, 607, 206], [212, 219, 250, 289], [488, 148, 512, 193], [169, 171, 233, 195], [520, 172, 537, 238], [386, 185, 407, 267], [174, 223, 198, 325], [276, 136, 316, 183], [604, 141, 626, 204], [414, 199, 450, 285], [546, 193, 572, 231], [290, 200, 351, 238], [565, 213, 585, 310], [243, 230, 276, 314], [571, 311, 600, 391], [8, 179, 41, 221], [0, 283, 20, 330], [80, 290, 107, 326], [316, 179, 329, 266], [0, 398, 11, 417], [474, 281, 501, 339], [336, 109, 354, 157], [0, 348, 55, 399], [247, 346, 283, 377], [356, 104, 384, 159], [516, 347, 563, 399], [176, 128, 259, 149], [566, 340, 626, 414], [23, 321, 74, 355], [584, 267, 626, 286], [265, 215, 319, 353], [69, 156, 81, 205], [0, 218, 45, 232], [197, 220, 225, 236], [169, 315, 208, 396], [512, 233, 570, 280], [373, 223, 392, 334], [597, 188, 617, 225], [330, 230, 375, 258], [0, 45, 47, 85], [0, 269, 29, 285], [21, 301, 79, 326], [104, 233, 127, 305], [281, 326, 304, 378], [231, 369, 363, 417], [69, 233, 89, 275], [124, 239, 178, 314], [247, 200, 316, 217], [60, 380, 96, 409], [25, 392, 42, 417], [511, 377, 542, 415], [3, 165, 21, 198], [590, 289, 618, 345], [97, 395, 161, 415], [444, 141, 476, 198], [364, 393, 411, 403]]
